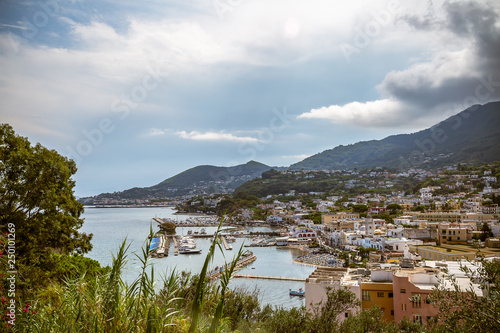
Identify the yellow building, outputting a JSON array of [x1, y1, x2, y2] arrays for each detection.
[[361, 281, 395, 321], [437, 222, 472, 245], [409, 245, 476, 261], [322, 212, 360, 224], [409, 212, 495, 223]]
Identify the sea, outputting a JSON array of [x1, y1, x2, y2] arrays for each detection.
[[80, 206, 316, 309]]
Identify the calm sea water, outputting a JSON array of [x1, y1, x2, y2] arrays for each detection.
[[80, 207, 316, 308]]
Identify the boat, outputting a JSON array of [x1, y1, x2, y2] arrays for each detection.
[[149, 236, 161, 252], [227, 244, 233, 250], [200, 228, 207, 235], [179, 248, 202, 254], [289, 288, 305, 297]]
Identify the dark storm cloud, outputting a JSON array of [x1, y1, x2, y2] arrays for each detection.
[[382, 0, 500, 110]]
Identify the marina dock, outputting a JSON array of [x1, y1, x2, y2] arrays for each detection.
[[221, 236, 230, 250], [233, 274, 306, 281], [208, 252, 257, 281], [172, 236, 179, 256]]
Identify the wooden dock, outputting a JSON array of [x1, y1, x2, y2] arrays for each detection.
[[208, 253, 257, 281], [172, 236, 178, 256], [233, 274, 306, 282], [221, 236, 230, 250]]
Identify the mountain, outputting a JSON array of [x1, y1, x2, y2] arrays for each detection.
[[290, 101, 500, 171], [91, 160, 271, 200]]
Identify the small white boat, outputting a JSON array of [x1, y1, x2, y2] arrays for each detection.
[[289, 288, 305, 297], [179, 248, 202, 254]]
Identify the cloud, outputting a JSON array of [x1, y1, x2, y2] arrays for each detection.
[[281, 154, 311, 159], [298, 99, 407, 128], [146, 128, 168, 136], [299, 0, 500, 129], [176, 130, 259, 143], [146, 128, 259, 143]]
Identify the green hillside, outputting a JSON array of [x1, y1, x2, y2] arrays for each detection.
[[94, 160, 271, 199], [290, 102, 500, 170]]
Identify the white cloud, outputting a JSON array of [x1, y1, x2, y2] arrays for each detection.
[[281, 154, 310, 159], [146, 128, 168, 136], [298, 99, 406, 127], [144, 128, 258, 142], [175, 130, 259, 143]]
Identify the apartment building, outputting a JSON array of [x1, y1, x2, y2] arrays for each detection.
[[437, 222, 473, 245], [359, 269, 395, 322], [323, 212, 360, 224], [408, 245, 476, 261], [305, 267, 359, 320], [392, 266, 440, 325]]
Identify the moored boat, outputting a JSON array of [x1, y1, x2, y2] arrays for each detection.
[[179, 248, 202, 254], [289, 288, 305, 297]]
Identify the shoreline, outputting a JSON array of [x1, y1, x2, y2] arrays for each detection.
[[84, 205, 175, 209]]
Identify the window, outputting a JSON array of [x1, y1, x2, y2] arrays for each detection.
[[413, 314, 422, 324], [400, 289, 406, 294], [411, 294, 422, 308], [425, 296, 431, 304], [391, 310, 394, 316], [457, 237, 460, 240], [388, 292, 393, 298], [362, 290, 371, 301], [377, 292, 384, 297], [345, 312, 349, 318], [402, 304, 407, 312]]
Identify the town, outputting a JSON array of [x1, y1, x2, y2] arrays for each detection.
[[84, 162, 500, 326]]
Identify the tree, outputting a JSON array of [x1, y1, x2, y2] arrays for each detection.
[[351, 204, 368, 213], [480, 223, 494, 242], [308, 286, 360, 333], [430, 257, 500, 333], [386, 203, 402, 215], [0, 124, 92, 292]]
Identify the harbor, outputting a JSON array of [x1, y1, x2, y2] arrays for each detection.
[[81, 206, 317, 309], [233, 274, 306, 282]]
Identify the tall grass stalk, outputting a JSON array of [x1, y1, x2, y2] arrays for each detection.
[[17, 234, 181, 332], [188, 217, 243, 333]]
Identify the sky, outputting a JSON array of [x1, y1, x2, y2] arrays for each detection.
[[1, 0, 500, 197]]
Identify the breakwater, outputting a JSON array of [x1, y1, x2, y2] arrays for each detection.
[[208, 252, 257, 281]]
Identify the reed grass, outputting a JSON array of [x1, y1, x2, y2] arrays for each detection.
[[13, 220, 245, 332]]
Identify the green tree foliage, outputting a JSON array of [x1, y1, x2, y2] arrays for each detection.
[[307, 286, 360, 333], [351, 204, 368, 213], [386, 203, 402, 214], [340, 306, 398, 333], [303, 211, 323, 224], [480, 223, 494, 242], [430, 257, 500, 333], [0, 124, 92, 293]]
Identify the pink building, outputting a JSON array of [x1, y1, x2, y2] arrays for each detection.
[[392, 267, 439, 325]]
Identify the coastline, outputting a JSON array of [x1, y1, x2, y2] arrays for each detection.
[[84, 205, 175, 209]]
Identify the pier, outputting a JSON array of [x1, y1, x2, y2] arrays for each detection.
[[233, 274, 306, 282], [221, 236, 230, 250], [172, 236, 179, 256], [208, 252, 257, 281]]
